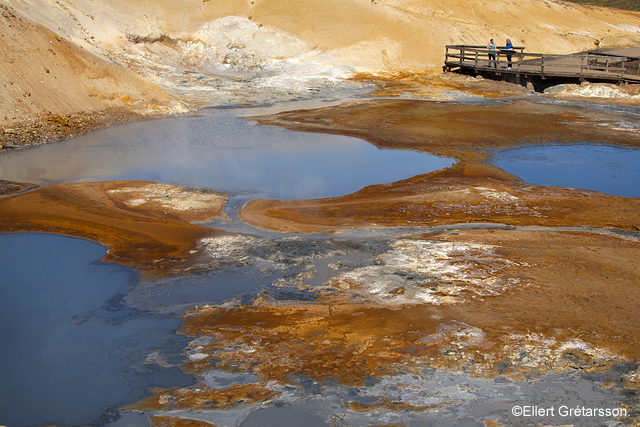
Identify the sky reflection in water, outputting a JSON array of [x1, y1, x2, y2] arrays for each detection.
[[0, 111, 453, 199], [495, 144, 640, 198]]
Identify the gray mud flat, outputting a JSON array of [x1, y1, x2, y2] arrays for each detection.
[[130, 229, 636, 427]]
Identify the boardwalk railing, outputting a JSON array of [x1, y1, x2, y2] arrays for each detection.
[[445, 45, 640, 80]]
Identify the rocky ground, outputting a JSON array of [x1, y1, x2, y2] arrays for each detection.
[[0, 109, 166, 149]]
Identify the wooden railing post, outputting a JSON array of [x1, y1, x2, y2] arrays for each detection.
[[475, 51, 478, 68], [460, 47, 464, 65], [541, 56, 545, 74]]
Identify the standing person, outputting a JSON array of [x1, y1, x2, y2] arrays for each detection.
[[487, 39, 497, 68], [505, 38, 514, 69]]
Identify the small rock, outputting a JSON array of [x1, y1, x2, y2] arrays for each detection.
[[627, 367, 640, 383], [227, 42, 246, 51], [3, 128, 17, 134]]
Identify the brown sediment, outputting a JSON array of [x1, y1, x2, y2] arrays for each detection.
[[153, 416, 218, 427], [0, 109, 167, 148], [129, 383, 276, 411], [439, 229, 640, 362], [0, 179, 37, 195], [349, 398, 442, 413], [239, 162, 640, 233], [351, 71, 533, 100], [251, 98, 640, 161], [0, 180, 229, 276], [180, 299, 449, 385], [176, 229, 640, 389]]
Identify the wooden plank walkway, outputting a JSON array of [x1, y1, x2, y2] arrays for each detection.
[[444, 45, 640, 89]]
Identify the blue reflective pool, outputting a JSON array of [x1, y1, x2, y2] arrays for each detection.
[[494, 144, 640, 198], [0, 234, 193, 426], [0, 109, 453, 199]]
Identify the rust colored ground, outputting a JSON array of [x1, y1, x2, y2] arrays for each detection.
[[131, 383, 275, 412], [0, 179, 37, 195], [251, 98, 640, 161], [153, 416, 218, 427], [0, 181, 227, 276], [174, 229, 639, 391], [240, 162, 640, 233], [351, 71, 533, 100]]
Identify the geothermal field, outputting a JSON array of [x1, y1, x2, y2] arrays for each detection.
[[1, 0, 640, 426]]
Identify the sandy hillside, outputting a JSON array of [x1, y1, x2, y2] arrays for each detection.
[[0, 5, 187, 136], [6, 0, 640, 69], [2, 0, 640, 145]]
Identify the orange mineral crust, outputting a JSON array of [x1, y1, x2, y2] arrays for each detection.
[[239, 162, 640, 233], [130, 383, 276, 411], [0, 181, 228, 274], [251, 98, 640, 161], [153, 416, 218, 427], [352, 71, 533, 100], [177, 229, 640, 389]]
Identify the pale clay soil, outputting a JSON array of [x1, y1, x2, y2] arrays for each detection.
[[2, 0, 640, 147]]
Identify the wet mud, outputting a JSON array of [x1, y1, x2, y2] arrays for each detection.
[[2, 93, 640, 426], [0, 181, 229, 276], [240, 162, 640, 234], [129, 228, 639, 426], [251, 98, 640, 161], [350, 72, 534, 100], [0, 178, 37, 195]]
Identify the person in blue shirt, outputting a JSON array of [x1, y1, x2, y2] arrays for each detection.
[[487, 39, 497, 68], [505, 38, 514, 69]]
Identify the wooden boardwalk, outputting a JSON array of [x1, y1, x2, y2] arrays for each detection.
[[444, 45, 640, 90]]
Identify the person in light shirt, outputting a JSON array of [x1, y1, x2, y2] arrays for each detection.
[[487, 38, 497, 68]]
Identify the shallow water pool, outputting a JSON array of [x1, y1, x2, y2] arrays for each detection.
[[0, 234, 193, 426], [494, 144, 640, 198], [0, 109, 453, 199]]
